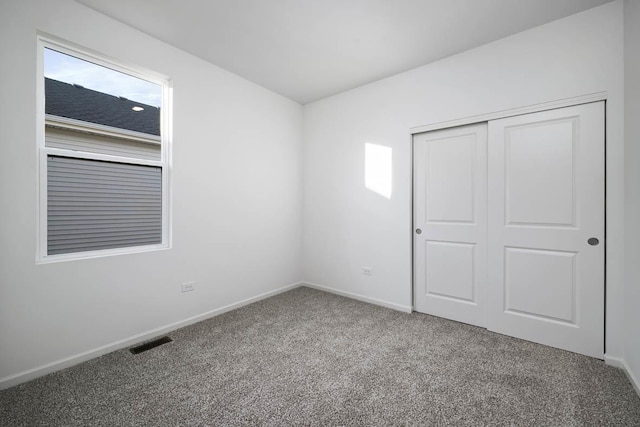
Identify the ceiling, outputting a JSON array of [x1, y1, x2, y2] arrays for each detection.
[[74, 0, 613, 104]]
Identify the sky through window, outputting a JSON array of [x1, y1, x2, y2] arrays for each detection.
[[44, 48, 161, 108]]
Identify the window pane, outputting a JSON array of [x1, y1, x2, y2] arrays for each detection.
[[44, 48, 161, 136], [45, 127, 161, 161], [47, 156, 162, 255]]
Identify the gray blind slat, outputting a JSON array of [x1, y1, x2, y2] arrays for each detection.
[[49, 198, 162, 204], [49, 215, 162, 221], [49, 231, 162, 242], [47, 156, 162, 255], [48, 228, 161, 237], [48, 239, 162, 253], [50, 224, 160, 231], [49, 162, 161, 176], [49, 174, 162, 184], [50, 223, 160, 232]]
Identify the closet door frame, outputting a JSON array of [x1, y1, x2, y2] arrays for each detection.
[[410, 93, 607, 355]]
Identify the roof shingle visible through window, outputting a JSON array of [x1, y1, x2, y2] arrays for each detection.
[[45, 78, 160, 136]]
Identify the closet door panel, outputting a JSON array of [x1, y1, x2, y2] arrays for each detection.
[[487, 102, 605, 358]]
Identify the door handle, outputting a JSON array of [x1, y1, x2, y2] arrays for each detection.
[[588, 237, 599, 246], [416, 228, 422, 235]]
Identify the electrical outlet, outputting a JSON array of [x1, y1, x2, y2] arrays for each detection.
[[181, 282, 196, 293], [362, 267, 373, 276]]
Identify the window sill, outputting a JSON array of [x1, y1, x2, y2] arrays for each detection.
[[36, 243, 171, 264]]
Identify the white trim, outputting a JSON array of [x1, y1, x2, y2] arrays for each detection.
[[39, 32, 170, 85], [302, 282, 413, 313], [410, 97, 610, 358], [42, 147, 163, 167], [605, 355, 640, 398], [46, 115, 161, 145], [36, 242, 171, 264], [161, 78, 173, 252], [0, 282, 303, 390], [35, 40, 46, 263], [604, 354, 623, 368], [37, 147, 169, 264], [36, 35, 172, 263], [410, 92, 607, 134]]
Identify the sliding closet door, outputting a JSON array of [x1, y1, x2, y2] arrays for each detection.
[[413, 123, 488, 327], [487, 102, 605, 358]]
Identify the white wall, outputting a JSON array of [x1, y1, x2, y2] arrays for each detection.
[[0, 0, 302, 387], [624, 0, 640, 392], [1, 0, 634, 392], [302, 1, 626, 357]]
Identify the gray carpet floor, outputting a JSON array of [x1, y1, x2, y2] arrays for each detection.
[[1, 287, 639, 426]]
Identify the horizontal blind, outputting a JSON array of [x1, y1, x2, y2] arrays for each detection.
[[48, 156, 162, 255], [46, 127, 161, 161]]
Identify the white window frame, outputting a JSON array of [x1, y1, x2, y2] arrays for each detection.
[[36, 35, 172, 263]]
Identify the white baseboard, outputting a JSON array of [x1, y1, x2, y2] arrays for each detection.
[[5, 281, 635, 400], [301, 281, 413, 313], [605, 355, 640, 398], [0, 281, 303, 391]]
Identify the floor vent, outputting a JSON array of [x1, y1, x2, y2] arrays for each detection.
[[129, 336, 173, 354]]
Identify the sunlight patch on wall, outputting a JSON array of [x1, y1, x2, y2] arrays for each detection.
[[365, 143, 392, 199]]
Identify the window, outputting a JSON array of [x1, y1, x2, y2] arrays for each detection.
[[38, 38, 171, 261]]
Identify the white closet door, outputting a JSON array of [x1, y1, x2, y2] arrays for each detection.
[[487, 102, 605, 358], [413, 123, 488, 327]]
